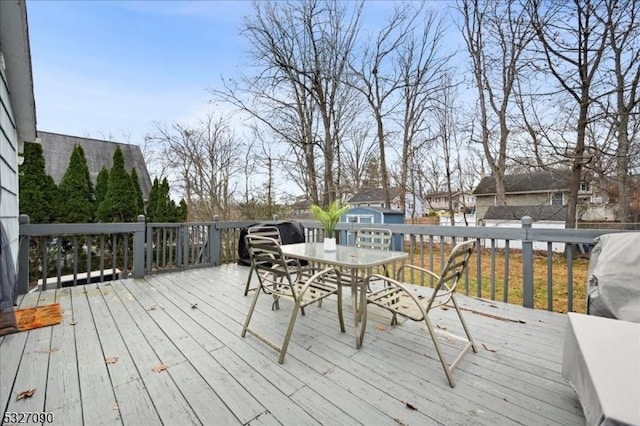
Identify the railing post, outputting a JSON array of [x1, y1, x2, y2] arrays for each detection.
[[210, 216, 221, 266], [17, 214, 30, 295], [521, 216, 534, 308], [181, 224, 189, 267], [133, 215, 146, 278]]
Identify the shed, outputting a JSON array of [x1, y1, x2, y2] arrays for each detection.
[[340, 206, 404, 250]]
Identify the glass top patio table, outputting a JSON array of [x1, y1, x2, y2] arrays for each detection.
[[280, 242, 408, 348]]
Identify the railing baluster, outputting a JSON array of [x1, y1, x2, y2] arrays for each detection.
[[429, 235, 434, 287], [567, 244, 574, 312], [547, 241, 553, 311], [100, 234, 105, 282], [490, 238, 496, 300], [42, 236, 48, 289], [503, 240, 510, 303], [87, 235, 92, 285], [111, 233, 116, 281], [124, 233, 129, 277], [56, 237, 62, 290]]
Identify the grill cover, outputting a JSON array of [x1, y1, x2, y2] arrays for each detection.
[[237, 222, 306, 266], [586, 232, 640, 322]]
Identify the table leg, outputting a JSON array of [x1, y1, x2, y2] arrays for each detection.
[[352, 267, 371, 348], [351, 267, 361, 348]]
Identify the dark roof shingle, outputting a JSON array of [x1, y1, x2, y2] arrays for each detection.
[[483, 205, 568, 221], [474, 170, 570, 195], [38, 131, 152, 199], [348, 187, 399, 203]]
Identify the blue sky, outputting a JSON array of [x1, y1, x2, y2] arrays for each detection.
[[27, 1, 463, 148], [27, 0, 254, 144]]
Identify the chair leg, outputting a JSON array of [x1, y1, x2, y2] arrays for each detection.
[[451, 296, 477, 353], [241, 282, 262, 337], [337, 284, 345, 332], [243, 265, 255, 296], [422, 314, 457, 388], [278, 299, 302, 364]]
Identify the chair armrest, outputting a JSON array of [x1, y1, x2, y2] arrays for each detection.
[[298, 267, 342, 294], [364, 274, 429, 317], [396, 264, 439, 282]]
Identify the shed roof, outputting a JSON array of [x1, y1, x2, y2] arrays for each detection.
[[474, 170, 570, 195], [483, 205, 568, 222], [38, 131, 152, 199], [347, 206, 404, 215], [348, 187, 399, 203]]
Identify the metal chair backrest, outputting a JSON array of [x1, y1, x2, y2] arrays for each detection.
[[356, 227, 392, 251], [424, 240, 475, 310], [246, 234, 287, 273], [247, 225, 283, 244]]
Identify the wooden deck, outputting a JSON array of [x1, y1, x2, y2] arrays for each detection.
[[1, 264, 584, 425]]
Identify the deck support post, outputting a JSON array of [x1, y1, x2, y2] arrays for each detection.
[[521, 216, 534, 308], [133, 215, 146, 278], [210, 216, 221, 266]]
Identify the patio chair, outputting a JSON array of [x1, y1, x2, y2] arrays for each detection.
[[355, 227, 392, 251], [241, 234, 345, 363], [363, 239, 477, 387], [356, 227, 393, 289], [243, 226, 287, 296]]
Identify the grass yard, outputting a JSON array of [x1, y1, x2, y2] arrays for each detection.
[[397, 245, 590, 314]]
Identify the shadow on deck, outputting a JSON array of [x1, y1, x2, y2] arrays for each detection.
[[0, 264, 584, 425]]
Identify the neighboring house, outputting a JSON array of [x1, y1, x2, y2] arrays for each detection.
[[348, 187, 424, 220], [38, 131, 152, 200], [474, 169, 616, 225], [0, 0, 37, 294], [473, 170, 572, 223], [424, 190, 476, 215]]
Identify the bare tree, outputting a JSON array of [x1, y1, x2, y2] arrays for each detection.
[[431, 73, 462, 226], [460, 0, 536, 208], [348, 4, 411, 207], [211, 0, 363, 207], [604, 0, 640, 227], [528, 0, 612, 228], [149, 113, 243, 220], [397, 6, 452, 213], [341, 125, 377, 194]]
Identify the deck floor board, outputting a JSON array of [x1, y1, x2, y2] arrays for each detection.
[[1, 264, 584, 425]]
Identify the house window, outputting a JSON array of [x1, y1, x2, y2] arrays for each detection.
[[551, 192, 564, 205], [580, 182, 590, 192], [346, 214, 374, 224]]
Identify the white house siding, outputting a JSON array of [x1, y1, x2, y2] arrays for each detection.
[[0, 62, 19, 268], [483, 220, 566, 253], [438, 213, 477, 227]]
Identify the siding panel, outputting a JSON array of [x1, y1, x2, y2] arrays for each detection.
[[0, 58, 19, 269]]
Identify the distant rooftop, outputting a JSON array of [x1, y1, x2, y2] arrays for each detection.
[[474, 170, 571, 195], [38, 131, 152, 199], [484, 205, 568, 222]]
